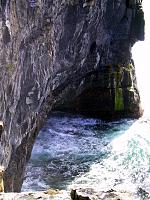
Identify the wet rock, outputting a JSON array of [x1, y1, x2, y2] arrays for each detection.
[[0, 0, 145, 192], [137, 187, 150, 199]]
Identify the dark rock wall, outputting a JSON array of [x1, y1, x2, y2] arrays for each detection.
[[0, 0, 144, 192]]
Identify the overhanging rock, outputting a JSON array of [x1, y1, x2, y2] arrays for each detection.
[[0, 0, 144, 192]]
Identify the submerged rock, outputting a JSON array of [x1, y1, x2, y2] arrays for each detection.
[[0, 0, 145, 192], [137, 187, 150, 199]]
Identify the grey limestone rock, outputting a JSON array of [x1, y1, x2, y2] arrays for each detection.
[[70, 188, 135, 200], [0, 0, 144, 192]]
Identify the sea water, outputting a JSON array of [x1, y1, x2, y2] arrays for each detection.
[[22, 112, 150, 199]]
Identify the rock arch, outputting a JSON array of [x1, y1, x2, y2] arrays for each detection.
[[0, 0, 144, 192]]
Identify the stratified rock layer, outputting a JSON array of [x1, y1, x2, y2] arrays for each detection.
[[0, 0, 144, 192]]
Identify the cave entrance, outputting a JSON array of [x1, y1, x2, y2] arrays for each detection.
[[132, 0, 150, 116]]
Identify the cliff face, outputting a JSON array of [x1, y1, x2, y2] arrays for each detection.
[[0, 0, 144, 192]]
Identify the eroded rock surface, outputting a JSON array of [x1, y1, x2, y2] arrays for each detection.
[[0, 189, 71, 200], [0, 188, 149, 200], [0, 0, 144, 192], [70, 188, 135, 200]]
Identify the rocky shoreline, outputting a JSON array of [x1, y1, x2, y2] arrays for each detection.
[[1, 187, 148, 200]]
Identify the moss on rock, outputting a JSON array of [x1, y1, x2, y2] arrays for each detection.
[[115, 88, 124, 111]]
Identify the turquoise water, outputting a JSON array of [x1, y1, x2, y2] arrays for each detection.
[[22, 112, 150, 199]]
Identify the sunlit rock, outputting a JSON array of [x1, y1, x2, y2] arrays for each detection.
[[0, 189, 71, 200], [0, 166, 4, 193]]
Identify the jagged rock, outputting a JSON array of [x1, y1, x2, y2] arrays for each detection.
[[137, 187, 150, 199], [0, 0, 144, 192], [70, 188, 135, 200], [0, 188, 138, 200]]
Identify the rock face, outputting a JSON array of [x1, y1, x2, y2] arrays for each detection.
[[0, 0, 144, 192]]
